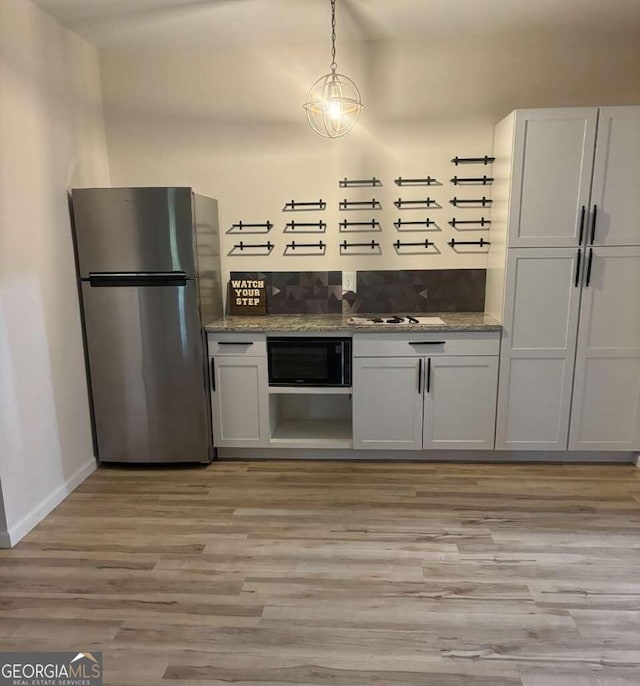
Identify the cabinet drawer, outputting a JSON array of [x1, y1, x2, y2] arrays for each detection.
[[353, 332, 500, 357], [208, 333, 266, 356]]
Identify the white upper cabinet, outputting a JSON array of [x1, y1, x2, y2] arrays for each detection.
[[509, 108, 598, 248], [590, 107, 640, 247], [569, 247, 640, 450]]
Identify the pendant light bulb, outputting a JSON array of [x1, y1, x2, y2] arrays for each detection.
[[303, 0, 362, 138]]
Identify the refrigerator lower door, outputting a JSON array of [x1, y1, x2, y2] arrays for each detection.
[[81, 278, 211, 463]]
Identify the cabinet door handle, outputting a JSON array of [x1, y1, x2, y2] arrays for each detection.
[[586, 248, 594, 287], [590, 204, 598, 244], [426, 358, 432, 393], [418, 358, 422, 394], [575, 249, 582, 287], [218, 341, 254, 346], [578, 205, 586, 244], [210, 358, 216, 391]]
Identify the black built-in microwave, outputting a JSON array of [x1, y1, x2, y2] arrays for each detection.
[[267, 337, 352, 387]]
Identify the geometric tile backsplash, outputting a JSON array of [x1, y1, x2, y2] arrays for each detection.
[[229, 269, 486, 315], [347, 269, 486, 314]]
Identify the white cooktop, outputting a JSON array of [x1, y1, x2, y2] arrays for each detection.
[[348, 316, 445, 326]]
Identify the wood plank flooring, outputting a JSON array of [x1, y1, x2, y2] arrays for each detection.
[[2, 461, 640, 685]]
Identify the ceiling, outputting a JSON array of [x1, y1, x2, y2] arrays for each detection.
[[35, 0, 640, 49]]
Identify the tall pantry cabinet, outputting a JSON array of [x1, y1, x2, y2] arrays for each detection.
[[486, 107, 640, 452]]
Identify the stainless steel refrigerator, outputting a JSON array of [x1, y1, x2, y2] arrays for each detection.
[[71, 187, 222, 463]]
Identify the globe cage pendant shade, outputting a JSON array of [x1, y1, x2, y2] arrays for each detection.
[[303, 0, 363, 138]]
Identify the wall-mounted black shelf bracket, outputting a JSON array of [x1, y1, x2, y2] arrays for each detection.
[[339, 239, 381, 253], [394, 176, 439, 186], [449, 217, 491, 228], [339, 219, 381, 232], [451, 176, 494, 186], [393, 218, 438, 231], [448, 237, 490, 249], [284, 240, 326, 255], [394, 198, 438, 209], [450, 196, 492, 208], [393, 239, 435, 250], [228, 241, 275, 256], [226, 220, 273, 235], [283, 199, 327, 212], [339, 199, 382, 211], [339, 177, 382, 187], [283, 220, 327, 233], [451, 156, 495, 166]]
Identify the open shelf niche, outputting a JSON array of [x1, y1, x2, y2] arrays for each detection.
[[269, 390, 353, 448]]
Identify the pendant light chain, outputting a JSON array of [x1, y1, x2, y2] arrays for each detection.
[[330, 0, 337, 71]]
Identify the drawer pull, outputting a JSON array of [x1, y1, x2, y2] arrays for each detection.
[[218, 341, 254, 346], [410, 341, 445, 346]]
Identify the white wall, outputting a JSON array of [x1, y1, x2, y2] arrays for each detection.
[[99, 29, 640, 286], [0, 0, 111, 546]]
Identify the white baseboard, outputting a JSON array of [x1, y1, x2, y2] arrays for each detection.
[[2, 457, 96, 548], [0, 530, 11, 549], [218, 447, 637, 463]]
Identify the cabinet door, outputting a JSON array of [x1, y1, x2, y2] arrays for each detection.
[[352, 357, 423, 450], [496, 249, 582, 450], [423, 356, 498, 450], [569, 247, 640, 450], [509, 108, 597, 248], [211, 356, 269, 447], [589, 106, 640, 247]]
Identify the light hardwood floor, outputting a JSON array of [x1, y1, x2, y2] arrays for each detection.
[[2, 461, 640, 685]]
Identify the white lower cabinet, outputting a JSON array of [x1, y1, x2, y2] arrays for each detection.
[[210, 355, 269, 448], [568, 247, 640, 450], [496, 248, 582, 450], [495, 247, 640, 452], [353, 335, 500, 451], [352, 357, 423, 450], [423, 356, 498, 450]]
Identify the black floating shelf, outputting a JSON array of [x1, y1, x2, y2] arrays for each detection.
[[283, 199, 326, 212], [448, 237, 490, 249], [339, 199, 382, 211], [450, 196, 492, 208], [394, 176, 439, 186], [452, 156, 495, 166], [393, 239, 435, 251], [284, 240, 326, 255], [394, 218, 438, 231], [283, 220, 327, 233], [339, 177, 382, 188], [228, 240, 275, 256], [339, 219, 381, 232], [226, 220, 273, 235], [394, 198, 438, 209], [339, 239, 380, 252], [449, 217, 491, 228], [451, 176, 494, 186]]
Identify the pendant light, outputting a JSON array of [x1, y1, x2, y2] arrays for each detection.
[[303, 0, 363, 138]]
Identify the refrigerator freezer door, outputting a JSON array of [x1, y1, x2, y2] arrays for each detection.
[[81, 279, 210, 463], [72, 187, 197, 277]]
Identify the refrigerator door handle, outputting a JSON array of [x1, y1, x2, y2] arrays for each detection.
[[88, 272, 188, 287]]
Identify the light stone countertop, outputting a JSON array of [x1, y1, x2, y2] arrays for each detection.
[[205, 312, 501, 333]]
